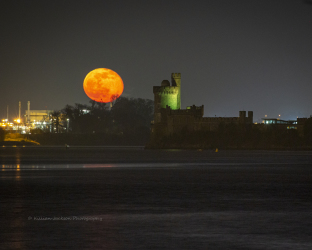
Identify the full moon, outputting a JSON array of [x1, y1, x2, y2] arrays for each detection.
[[83, 68, 124, 103]]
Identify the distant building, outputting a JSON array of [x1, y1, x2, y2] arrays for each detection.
[[261, 118, 307, 136], [151, 73, 253, 136], [23, 110, 53, 132], [25, 110, 53, 123]]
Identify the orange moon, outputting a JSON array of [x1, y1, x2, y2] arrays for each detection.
[[83, 68, 124, 103]]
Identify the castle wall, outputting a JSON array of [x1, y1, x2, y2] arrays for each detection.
[[151, 73, 253, 137], [155, 108, 253, 136], [166, 114, 251, 135], [158, 105, 202, 134]]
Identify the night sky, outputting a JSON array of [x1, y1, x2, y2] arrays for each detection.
[[1, 0, 312, 123]]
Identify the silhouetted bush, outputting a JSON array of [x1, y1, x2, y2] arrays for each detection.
[[304, 118, 312, 146], [0, 128, 5, 141]]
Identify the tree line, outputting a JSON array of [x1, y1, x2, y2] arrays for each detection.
[[28, 97, 154, 145], [44, 97, 153, 134]]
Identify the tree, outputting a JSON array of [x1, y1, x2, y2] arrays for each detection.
[[58, 97, 153, 139], [51, 111, 61, 133], [111, 97, 153, 136]]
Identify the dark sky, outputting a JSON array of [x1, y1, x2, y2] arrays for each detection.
[[1, 0, 312, 122]]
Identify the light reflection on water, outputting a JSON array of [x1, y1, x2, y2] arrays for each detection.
[[0, 163, 195, 170], [0, 161, 308, 171], [83, 164, 113, 168], [2, 164, 21, 171], [1, 163, 187, 170]]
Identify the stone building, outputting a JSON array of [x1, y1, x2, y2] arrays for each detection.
[[151, 73, 253, 136]]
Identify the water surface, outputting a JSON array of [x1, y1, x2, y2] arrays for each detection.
[[1, 148, 311, 249]]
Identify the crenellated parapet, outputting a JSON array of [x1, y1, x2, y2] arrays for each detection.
[[153, 86, 179, 95], [165, 105, 203, 117]]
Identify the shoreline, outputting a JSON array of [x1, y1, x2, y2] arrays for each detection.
[[1, 140, 312, 151], [1, 146, 312, 165]]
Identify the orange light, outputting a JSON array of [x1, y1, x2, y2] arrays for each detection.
[[83, 68, 124, 103]]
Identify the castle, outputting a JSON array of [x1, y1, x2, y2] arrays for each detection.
[[151, 73, 253, 136]]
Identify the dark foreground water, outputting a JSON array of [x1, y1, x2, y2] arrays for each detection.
[[1, 147, 312, 249]]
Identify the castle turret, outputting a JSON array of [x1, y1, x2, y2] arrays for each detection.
[[171, 73, 181, 109], [248, 111, 253, 124], [239, 111, 253, 124]]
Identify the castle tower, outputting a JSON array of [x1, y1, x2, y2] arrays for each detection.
[[171, 73, 181, 109], [153, 73, 181, 123]]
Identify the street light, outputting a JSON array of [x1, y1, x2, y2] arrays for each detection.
[[13, 118, 21, 133]]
